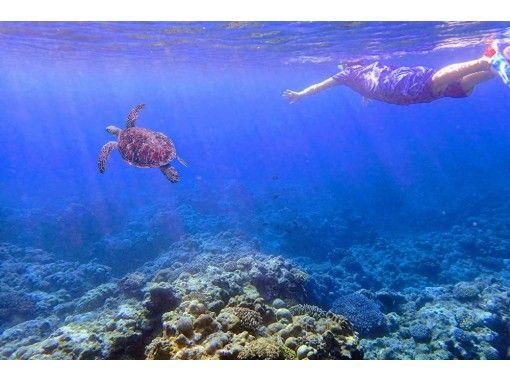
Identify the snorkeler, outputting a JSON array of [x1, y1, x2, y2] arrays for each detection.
[[283, 43, 510, 106]]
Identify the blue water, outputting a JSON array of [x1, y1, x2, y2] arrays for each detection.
[[1, 22, 510, 359]]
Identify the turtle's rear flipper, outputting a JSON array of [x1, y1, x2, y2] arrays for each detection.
[[160, 164, 179, 183], [176, 155, 188, 167], [98, 141, 118, 174]]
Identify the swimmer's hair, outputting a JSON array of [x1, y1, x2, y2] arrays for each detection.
[[503, 46, 510, 61]]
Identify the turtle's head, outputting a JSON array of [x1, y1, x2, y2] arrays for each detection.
[[106, 125, 121, 136]]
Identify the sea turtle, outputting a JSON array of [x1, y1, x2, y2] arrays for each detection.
[[98, 103, 187, 183]]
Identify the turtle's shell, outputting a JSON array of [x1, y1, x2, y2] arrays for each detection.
[[118, 127, 176, 168]]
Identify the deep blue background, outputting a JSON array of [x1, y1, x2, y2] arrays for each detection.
[[1, 25, 510, 266]]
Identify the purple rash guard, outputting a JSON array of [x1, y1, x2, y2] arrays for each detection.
[[332, 62, 468, 105]]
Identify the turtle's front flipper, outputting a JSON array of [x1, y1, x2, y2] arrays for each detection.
[[176, 155, 188, 167], [98, 141, 118, 174], [126, 103, 145, 128], [160, 164, 179, 183]]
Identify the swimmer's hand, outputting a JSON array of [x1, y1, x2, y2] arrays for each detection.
[[282, 89, 303, 104]]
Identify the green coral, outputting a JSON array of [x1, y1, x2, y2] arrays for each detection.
[[238, 337, 294, 360], [145, 337, 175, 360], [279, 344, 297, 360]]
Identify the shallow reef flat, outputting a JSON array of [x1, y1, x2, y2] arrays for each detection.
[[0, 233, 362, 360]]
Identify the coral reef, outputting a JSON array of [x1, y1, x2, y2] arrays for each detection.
[[0, 243, 111, 329], [75, 283, 118, 313], [4, 300, 152, 359], [0, 233, 362, 360], [1, 189, 510, 360], [290, 304, 347, 325], [360, 277, 509, 359], [297, 208, 510, 307], [237, 337, 296, 360], [330, 293, 387, 338], [0, 317, 61, 359], [145, 294, 362, 360], [141, 238, 361, 360], [227, 307, 263, 333]]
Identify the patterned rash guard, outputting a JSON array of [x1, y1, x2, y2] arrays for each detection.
[[332, 62, 468, 105]]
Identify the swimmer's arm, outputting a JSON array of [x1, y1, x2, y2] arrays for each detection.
[[283, 77, 338, 104]]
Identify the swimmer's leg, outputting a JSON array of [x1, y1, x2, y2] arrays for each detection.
[[460, 71, 495, 94], [431, 58, 491, 94]]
